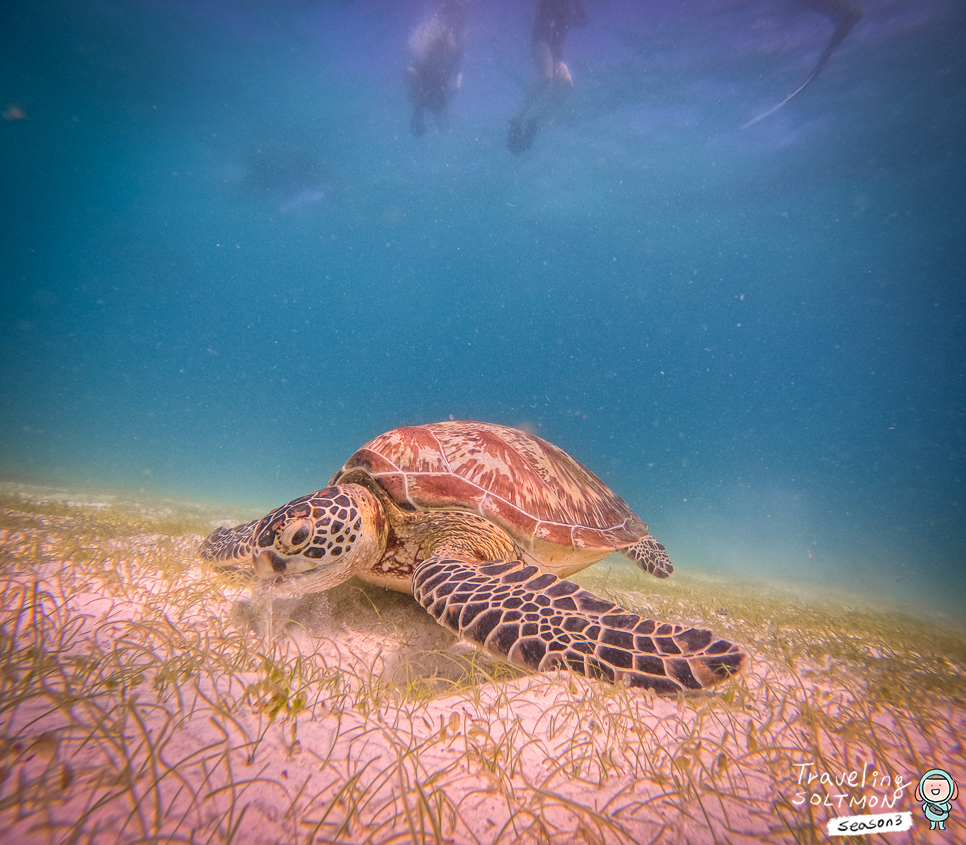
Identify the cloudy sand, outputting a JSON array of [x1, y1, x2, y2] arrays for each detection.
[[1, 486, 963, 845]]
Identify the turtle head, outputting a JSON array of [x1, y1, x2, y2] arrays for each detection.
[[250, 484, 387, 594]]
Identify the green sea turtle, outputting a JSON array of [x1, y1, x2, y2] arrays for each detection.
[[201, 421, 746, 693]]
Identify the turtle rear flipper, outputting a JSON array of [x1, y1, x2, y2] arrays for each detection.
[[623, 536, 674, 579], [413, 556, 746, 693]]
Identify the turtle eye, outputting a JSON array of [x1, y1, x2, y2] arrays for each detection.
[[279, 518, 314, 552]]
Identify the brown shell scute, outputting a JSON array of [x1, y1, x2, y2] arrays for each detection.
[[335, 421, 648, 550]]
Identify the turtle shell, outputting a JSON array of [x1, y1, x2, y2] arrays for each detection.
[[330, 421, 649, 570]]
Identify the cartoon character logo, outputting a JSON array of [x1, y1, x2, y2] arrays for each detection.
[[916, 768, 958, 831]]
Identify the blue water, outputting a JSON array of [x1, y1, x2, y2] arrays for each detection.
[[1, 0, 963, 618]]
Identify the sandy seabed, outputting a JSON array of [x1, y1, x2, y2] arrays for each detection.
[[0, 484, 964, 845]]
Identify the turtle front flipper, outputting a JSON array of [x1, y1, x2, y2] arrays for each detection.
[[201, 519, 260, 564], [413, 557, 746, 693]]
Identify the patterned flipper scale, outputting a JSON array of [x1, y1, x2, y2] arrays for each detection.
[[413, 557, 746, 693], [624, 536, 674, 578]]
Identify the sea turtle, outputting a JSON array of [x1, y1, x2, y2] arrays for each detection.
[[201, 421, 746, 693]]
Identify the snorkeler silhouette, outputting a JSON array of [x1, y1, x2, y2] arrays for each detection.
[[507, 0, 587, 154], [744, 0, 863, 127], [405, 2, 466, 136]]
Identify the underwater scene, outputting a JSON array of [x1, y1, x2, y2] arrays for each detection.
[[1, 0, 964, 843]]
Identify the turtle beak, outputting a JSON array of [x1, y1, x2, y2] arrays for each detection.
[[254, 549, 289, 579], [254, 549, 321, 580]]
